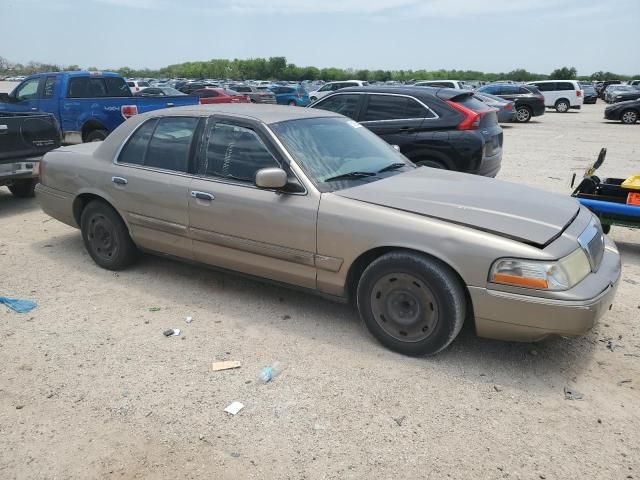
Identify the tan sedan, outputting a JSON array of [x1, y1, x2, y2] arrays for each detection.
[[35, 104, 621, 355]]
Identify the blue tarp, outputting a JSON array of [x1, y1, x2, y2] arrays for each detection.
[[0, 297, 37, 313]]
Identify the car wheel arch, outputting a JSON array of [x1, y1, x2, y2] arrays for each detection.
[[345, 246, 475, 334], [405, 150, 456, 170], [73, 192, 128, 231], [81, 120, 108, 142]]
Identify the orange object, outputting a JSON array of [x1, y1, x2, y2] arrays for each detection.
[[493, 273, 548, 289], [628, 192, 640, 206]]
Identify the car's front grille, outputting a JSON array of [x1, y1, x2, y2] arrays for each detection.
[[578, 218, 605, 272]]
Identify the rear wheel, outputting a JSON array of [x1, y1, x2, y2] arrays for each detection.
[[514, 106, 532, 123], [621, 109, 639, 124], [356, 251, 466, 356], [85, 129, 108, 143], [80, 200, 137, 270], [8, 179, 37, 198], [287, 100, 297, 106], [555, 99, 570, 113]]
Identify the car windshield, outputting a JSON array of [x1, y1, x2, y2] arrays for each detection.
[[271, 117, 413, 192]]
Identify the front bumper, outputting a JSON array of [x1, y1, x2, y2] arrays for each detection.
[[469, 240, 621, 342]]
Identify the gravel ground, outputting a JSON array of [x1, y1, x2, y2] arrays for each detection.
[[1, 100, 639, 480]]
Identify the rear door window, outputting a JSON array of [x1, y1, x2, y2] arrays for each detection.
[[313, 94, 361, 119], [68, 77, 131, 98], [499, 85, 519, 95], [556, 82, 574, 91], [118, 119, 157, 166], [535, 82, 556, 92], [363, 95, 432, 121], [145, 117, 199, 172]]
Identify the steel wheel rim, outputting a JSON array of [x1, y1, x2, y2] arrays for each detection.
[[370, 273, 439, 342], [88, 214, 118, 261], [622, 111, 637, 124]]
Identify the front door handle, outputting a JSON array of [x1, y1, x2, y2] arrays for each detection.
[[31, 107, 38, 111], [112, 176, 128, 185], [166, 102, 175, 107], [191, 191, 214, 201]]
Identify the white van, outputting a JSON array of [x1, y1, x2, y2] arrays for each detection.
[[309, 80, 368, 102], [414, 80, 469, 90], [526, 80, 584, 112]]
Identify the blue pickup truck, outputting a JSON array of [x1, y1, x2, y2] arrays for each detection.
[[0, 71, 199, 144]]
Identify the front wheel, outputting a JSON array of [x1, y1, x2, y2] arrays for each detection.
[[356, 251, 466, 356], [8, 178, 37, 198], [80, 200, 137, 270], [555, 100, 570, 113], [514, 106, 532, 123], [287, 100, 297, 106], [621, 109, 639, 124]]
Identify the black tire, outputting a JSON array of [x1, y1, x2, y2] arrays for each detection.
[[80, 200, 137, 270], [8, 178, 37, 198], [287, 100, 297, 106], [85, 129, 108, 143], [356, 251, 466, 356], [555, 99, 570, 113], [514, 106, 532, 123], [602, 224, 611, 234], [620, 109, 639, 125], [416, 159, 447, 170], [310, 97, 317, 102]]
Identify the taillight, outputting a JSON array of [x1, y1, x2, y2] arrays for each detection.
[[295, 92, 301, 98], [504, 104, 513, 110], [121, 105, 138, 119], [446, 100, 481, 130], [576, 90, 582, 97]]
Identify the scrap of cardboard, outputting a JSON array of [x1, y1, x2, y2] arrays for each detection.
[[211, 360, 242, 372]]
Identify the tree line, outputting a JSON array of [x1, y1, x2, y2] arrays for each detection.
[[1, 55, 637, 82]]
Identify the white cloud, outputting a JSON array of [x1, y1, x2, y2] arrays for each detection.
[[93, 0, 582, 16]]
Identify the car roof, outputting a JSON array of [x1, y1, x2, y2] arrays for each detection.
[[141, 103, 342, 124], [334, 85, 470, 101]]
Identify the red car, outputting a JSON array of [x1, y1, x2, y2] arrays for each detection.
[[192, 88, 250, 105]]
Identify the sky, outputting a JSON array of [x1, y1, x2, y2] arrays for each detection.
[[2, 0, 639, 75]]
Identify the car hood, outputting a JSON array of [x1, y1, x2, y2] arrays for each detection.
[[334, 167, 580, 247]]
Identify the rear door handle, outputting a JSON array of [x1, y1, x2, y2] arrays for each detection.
[[166, 102, 174, 107], [31, 107, 38, 111], [191, 191, 214, 201], [112, 176, 128, 185]]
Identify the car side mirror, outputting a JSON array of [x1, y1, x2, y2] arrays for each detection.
[[255, 168, 288, 189]]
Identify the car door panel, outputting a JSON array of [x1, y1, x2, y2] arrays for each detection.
[[108, 116, 200, 259], [110, 167, 193, 259], [188, 118, 320, 288]]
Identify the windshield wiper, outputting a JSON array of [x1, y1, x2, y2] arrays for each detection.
[[377, 162, 407, 173], [323, 171, 377, 182]]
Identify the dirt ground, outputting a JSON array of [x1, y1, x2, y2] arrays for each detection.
[[1, 99, 639, 480]]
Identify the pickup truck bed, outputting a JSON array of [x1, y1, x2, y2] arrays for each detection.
[[1, 112, 61, 197]]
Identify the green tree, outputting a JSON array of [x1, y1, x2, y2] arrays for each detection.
[[549, 66, 577, 80]]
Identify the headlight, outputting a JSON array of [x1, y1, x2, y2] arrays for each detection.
[[489, 249, 591, 291]]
